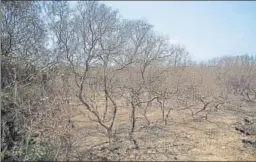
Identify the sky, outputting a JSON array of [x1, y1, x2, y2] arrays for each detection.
[[100, 1, 256, 62]]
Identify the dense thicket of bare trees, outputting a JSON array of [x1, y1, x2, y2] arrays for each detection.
[[1, 1, 255, 161], [1, 1, 58, 161]]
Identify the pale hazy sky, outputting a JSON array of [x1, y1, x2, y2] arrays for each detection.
[[70, 1, 256, 61], [101, 1, 256, 61]]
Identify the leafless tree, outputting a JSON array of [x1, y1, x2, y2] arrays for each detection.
[[44, 1, 129, 146], [215, 56, 256, 102]]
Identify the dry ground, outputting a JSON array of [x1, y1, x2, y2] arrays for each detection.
[[64, 96, 256, 161]]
